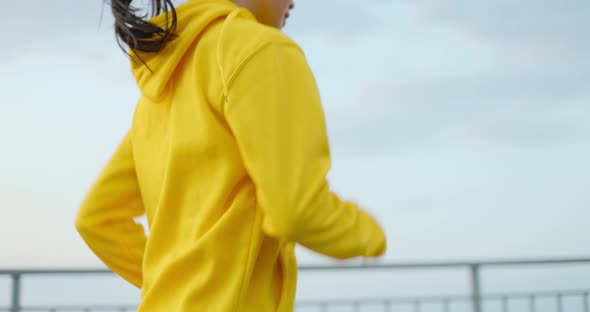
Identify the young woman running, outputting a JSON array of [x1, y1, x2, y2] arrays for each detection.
[[76, 0, 387, 311]]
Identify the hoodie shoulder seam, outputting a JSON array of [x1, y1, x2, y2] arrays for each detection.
[[227, 41, 302, 90], [218, 40, 302, 111]]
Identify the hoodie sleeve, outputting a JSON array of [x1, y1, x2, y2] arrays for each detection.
[[224, 42, 386, 259], [75, 132, 146, 288]]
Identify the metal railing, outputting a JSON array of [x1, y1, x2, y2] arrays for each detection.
[[296, 290, 590, 311], [1, 257, 589, 312]]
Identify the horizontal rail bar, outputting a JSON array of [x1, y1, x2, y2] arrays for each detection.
[[0, 307, 137, 312], [296, 289, 590, 305], [2, 290, 590, 311], [300, 257, 590, 271], [0, 269, 111, 275], [2, 256, 590, 275], [484, 290, 590, 300]]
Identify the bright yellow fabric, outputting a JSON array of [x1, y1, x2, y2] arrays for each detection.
[[76, 0, 386, 311]]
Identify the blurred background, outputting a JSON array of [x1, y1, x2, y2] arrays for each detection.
[[0, 0, 589, 311]]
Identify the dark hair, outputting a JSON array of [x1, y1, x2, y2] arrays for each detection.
[[110, 0, 178, 57]]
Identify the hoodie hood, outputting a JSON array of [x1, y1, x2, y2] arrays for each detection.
[[131, 0, 255, 101]]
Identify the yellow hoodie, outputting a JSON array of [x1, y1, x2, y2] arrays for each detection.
[[75, 0, 387, 311]]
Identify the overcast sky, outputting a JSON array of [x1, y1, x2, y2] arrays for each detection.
[[0, 0, 589, 269]]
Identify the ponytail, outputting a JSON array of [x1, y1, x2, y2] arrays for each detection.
[[110, 0, 178, 56]]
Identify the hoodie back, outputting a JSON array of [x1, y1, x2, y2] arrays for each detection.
[[76, 0, 387, 311]]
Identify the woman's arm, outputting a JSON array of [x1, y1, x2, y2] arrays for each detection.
[[224, 42, 386, 259], [75, 132, 146, 287]]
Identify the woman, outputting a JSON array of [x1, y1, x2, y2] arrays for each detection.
[[75, 0, 387, 311]]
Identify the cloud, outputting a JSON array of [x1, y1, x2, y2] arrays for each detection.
[[311, 0, 590, 154], [413, 0, 590, 38], [285, 0, 394, 40], [408, 0, 590, 66], [1, 1, 107, 58], [327, 71, 590, 153]]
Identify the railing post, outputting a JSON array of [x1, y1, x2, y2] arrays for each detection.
[[470, 264, 482, 312], [443, 299, 450, 312], [502, 296, 509, 312], [353, 301, 361, 312], [10, 273, 21, 312]]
